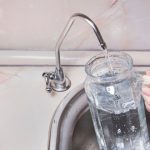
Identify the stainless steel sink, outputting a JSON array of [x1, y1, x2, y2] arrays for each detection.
[[72, 111, 98, 150], [48, 84, 150, 150]]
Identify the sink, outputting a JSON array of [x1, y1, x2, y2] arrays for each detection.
[[48, 84, 150, 150], [72, 111, 98, 150]]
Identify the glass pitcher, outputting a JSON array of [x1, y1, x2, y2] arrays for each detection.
[[84, 51, 150, 150]]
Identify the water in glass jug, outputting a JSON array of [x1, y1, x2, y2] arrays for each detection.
[[84, 51, 150, 150]]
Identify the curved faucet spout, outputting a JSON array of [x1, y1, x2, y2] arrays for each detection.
[[43, 13, 107, 93], [55, 13, 107, 70]]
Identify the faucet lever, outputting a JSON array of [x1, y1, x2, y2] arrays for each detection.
[[42, 13, 107, 93], [42, 70, 71, 92], [42, 72, 55, 93]]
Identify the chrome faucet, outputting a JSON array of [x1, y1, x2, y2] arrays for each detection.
[[42, 13, 107, 93]]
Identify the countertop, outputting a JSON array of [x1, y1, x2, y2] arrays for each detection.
[[0, 66, 86, 150]]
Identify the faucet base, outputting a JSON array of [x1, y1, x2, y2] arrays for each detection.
[[51, 76, 71, 92]]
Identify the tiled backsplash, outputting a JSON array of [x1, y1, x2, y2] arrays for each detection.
[[0, 0, 150, 50]]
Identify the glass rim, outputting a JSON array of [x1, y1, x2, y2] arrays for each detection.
[[85, 51, 133, 81]]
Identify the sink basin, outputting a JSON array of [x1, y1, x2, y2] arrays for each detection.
[[48, 84, 150, 150], [72, 110, 98, 150]]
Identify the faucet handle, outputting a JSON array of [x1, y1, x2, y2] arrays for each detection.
[[42, 72, 55, 93], [42, 71, 71, 93]]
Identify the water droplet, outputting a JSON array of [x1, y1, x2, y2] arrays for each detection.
[[131, 126, 136, 132], [117, 128, 121, 134]]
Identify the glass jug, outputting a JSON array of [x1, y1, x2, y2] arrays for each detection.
[[84, 51, 150, 150]]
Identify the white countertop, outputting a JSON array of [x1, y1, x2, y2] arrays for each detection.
[[0, 66, 86, 150]]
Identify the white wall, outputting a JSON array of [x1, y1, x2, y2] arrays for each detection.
[[0, 0, 150, 50]]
